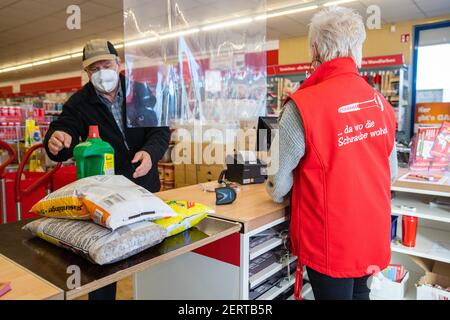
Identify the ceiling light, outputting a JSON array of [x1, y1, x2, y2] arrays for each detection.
[[323, 0, 357, 7], [202, 17, 253, 31], [15, 63, 33, 70], [1, 67, 18, 72], [255, 5, 319, 20], [32, 59, 51, 66], [50, 55, 72, 62], [159, 28, 200, 40], [126, 36, 158, 48], [126, 28, 199, 47]]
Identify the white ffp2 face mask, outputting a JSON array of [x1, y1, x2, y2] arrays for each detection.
[[91, 69, 119, 93]]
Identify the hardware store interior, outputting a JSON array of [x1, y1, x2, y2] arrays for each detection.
[[0, 0, 449, 301]]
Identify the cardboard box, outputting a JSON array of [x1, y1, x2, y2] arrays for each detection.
[[185, 164, 198, 185], [412, 256, 450, 300], [197, 165, 224, 183], [174, 164, 186, 188], [371, 271, 409, 300]]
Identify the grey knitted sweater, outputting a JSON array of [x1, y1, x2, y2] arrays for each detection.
[[266, 100, 398, 203]]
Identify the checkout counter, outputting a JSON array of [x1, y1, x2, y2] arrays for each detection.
[[1, 170, 447, 300], [0, 182, 288, 300], [0, 116, 288, 300], [135, 182, 290, 300]]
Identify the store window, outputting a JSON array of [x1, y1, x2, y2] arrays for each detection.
[[412, 21, 450, 133]]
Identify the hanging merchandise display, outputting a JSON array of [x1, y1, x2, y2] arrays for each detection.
[[408, 122, 450, 173], [123, 0, 267, 128], [24, 119, 44, 172], [360, 66, 410, 135]]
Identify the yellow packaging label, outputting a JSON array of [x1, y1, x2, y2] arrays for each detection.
[[104, 153, 115, 175], [31, 194, 89, 220], [154, 200, 212, 236]]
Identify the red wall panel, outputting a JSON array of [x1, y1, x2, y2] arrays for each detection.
[[20, 77, 82, 95]]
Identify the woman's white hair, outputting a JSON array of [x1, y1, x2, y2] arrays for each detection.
[[309, 6, 366, 67]]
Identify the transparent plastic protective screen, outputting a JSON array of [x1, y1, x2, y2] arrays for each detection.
[[123, 0, 267, 128]]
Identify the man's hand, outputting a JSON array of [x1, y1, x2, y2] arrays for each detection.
[[48, 131, 72, 156], [132, 151, 152, 179]]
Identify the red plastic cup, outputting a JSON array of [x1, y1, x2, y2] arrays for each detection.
[[402, 215, 418, 247]]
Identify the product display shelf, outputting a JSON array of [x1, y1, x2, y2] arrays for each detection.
[[243, 217, 298, 300], [249, 256, 297, 289], [249, 237, 284, 260], [386, 175, 450, 300], [256, 277, 296, 300], [267, 61, 409, 134], [361, 64, 410, 134], [391, 225, 450, 264], [286, 283, 314, 300], [392, 185, 450, 197], [391, 193, 450, 223]]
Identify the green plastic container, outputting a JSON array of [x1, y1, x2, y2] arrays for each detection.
[[74, 125, 115, 179]]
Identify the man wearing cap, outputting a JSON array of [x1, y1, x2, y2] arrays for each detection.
[[44, 39, 170, 300]]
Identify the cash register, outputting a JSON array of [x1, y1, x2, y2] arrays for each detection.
[[221, 116, 279, 185]]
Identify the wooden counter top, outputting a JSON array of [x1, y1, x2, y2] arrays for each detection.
[[156, 182, 289, 233], [0, 255, 63, 300], [0, 217, 240, 300]]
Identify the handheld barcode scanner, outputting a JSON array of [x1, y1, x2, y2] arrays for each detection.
[[215, 170, 237, 205]]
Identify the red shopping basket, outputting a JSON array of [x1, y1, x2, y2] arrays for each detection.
[[0, 140, 17, 224], [51, 164, 77, 191], [14, 143, 61, 222]]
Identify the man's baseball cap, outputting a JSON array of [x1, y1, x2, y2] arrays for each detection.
[[82, 39, 119, 69]]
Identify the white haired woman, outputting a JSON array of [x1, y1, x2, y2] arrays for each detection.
[[267, 6, 398, 300]]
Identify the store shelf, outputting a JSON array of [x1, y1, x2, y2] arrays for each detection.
[[392, 185, 450, 198], [391, 226, 450, 264], [391, 182, 450, 198], [389, 96, 400, 102], [45, 111, 62, 115], [249, 256, 297, 289], [256, 277, 295, 300], [287, 283, 313, 300], [250, 237, 283, 260], [391, 193, 450, 223]]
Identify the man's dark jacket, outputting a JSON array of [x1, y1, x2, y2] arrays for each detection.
[[44, 75, 170, 192]]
